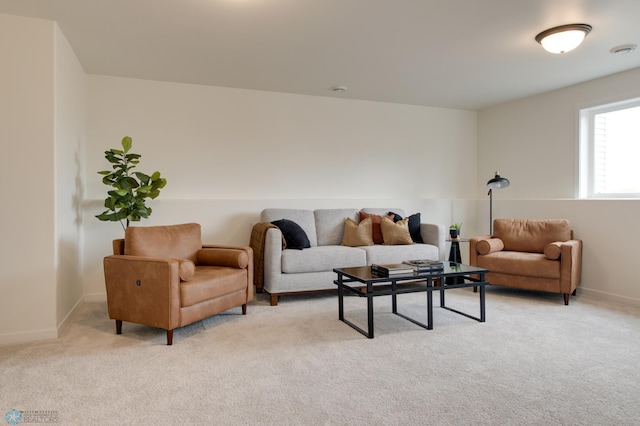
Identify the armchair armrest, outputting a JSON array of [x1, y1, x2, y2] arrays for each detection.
[[103, 255, 181, 331]]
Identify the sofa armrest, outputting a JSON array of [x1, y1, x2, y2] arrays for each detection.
[[103, 255, 181, 331], [469, 236, 496, 266], [420, 223, 447, 261], [263, 228, 284, 292], [559, 240, 582, 294]]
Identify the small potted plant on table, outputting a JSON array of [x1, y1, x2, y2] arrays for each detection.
[[449, 222, 462, 239]]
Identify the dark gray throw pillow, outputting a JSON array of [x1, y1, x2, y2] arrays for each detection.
[[388, 211, 424, 244], [271, 219, 311, 250]]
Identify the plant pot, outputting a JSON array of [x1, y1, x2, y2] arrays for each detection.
[[449, 229, 459, 239]]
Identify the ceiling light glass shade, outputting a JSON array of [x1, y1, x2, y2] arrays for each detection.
[[487, 171, 510, 189], [535, 24, 592, 54]]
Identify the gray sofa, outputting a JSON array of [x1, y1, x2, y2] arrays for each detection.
[[259, 208, 446, 305]]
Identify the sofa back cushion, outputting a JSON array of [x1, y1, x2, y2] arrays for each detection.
[[493, 219, 571, 253], [261, 209, 318, 247], [124, 223, 202, 262], [314, 209, 359, 246]]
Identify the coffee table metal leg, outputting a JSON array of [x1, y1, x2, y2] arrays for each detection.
[[480, 274, 486, 322], [337, 273, 344, 321], [367, 282, 374, 338], [427, 278, 433, 330]]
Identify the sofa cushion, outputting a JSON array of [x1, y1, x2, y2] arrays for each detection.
[[544, 242, 562, 260], [180, 266, 248, 307], [493, 219, 571, 253], [388, 211, 424, 243], [314, 208, 359, 246], [179, 260, 196, 281], [342, 217, 374, 247], [476, 251, 560, 279], [477, 238, 504, 255], [360, 243, 439, 265], [124, 223, 202, 262], [261, 209, 318, 247], [281, 245, 367, 273], [271, 219, 311, 250], [359, 211, 395, 244], [380, 217, 414, 245]]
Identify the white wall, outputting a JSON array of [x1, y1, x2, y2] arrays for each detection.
[[0, 14, 57, 341], [479, 67, 640, 304], [54, 24, 86, 330], [83, 75, 479, 297]]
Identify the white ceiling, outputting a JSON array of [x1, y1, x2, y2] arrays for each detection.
[[2, 0, 640, 110]]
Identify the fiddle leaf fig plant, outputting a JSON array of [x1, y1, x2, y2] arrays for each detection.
[[96, 136, 167, 230]]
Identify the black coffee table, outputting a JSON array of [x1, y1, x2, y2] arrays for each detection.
[[333, 262, 489, 338]]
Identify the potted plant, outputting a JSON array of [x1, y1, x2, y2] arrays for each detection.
[[449, 222, 462, 239], [96, 136, 167, 230]]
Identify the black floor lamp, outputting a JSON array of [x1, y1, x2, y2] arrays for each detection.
[[487, 171, 510, 235]]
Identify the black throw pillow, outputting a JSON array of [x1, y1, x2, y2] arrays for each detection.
[[271, 219, 311, 250], [388, 211, 423, 243]]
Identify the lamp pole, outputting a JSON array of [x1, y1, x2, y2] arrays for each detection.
[[486, 171, 510, 236]]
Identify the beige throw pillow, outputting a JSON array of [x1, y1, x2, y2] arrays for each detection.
[[380, 217, 414, 245], [341, 217, 374, 247]]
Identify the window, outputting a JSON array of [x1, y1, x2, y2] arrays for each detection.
[[579, 98, 640, 198]]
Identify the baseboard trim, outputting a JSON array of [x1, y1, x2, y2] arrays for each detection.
[[580, 287, 640, 307], [56, 297, 85, 337]]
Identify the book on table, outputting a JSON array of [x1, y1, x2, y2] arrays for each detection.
[[402, 259, 444, 272], [371, 263, 414, 276]]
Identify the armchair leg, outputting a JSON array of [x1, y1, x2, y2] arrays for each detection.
[[116, 320, 122, 335], [270, 294, 279, 306], [242, 304, 247, 315], [572, 289, 577, 296], [563, 293, 570, 305], [166, 329, 174, 345]]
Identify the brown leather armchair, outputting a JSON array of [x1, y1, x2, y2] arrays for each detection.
[[469, 219, 582, 305], [104, 223, 253, 344]]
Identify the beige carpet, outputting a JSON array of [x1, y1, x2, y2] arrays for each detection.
[[2, 287, 640, 425]]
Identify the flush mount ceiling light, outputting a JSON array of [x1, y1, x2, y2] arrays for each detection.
[[535, 23, 592, 54], [610, 44, 637, 55], [330, 86, 348, 93]]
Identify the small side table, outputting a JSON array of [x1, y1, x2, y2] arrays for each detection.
[[447, 238, 469, 263], [446, 238, 469, 284]]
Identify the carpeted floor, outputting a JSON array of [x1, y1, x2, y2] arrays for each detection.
[[1, 286, 640, 425]]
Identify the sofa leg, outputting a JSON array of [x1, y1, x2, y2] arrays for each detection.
[[242, 303, 247, 315], [563, 293, 570, 305], [166, 330, 174, 345], [116, 320, 122, 335], [270, 294, 279, 306]]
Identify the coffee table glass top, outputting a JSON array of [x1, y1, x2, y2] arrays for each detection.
[[334, 262, 488, 283]]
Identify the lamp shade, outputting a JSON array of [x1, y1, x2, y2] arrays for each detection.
[[535, 24, 592, 54], [487, 171, 510, 190]]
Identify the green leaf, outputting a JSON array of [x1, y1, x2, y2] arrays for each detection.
[[121, 136, 133, 153], [97, 170, 111, 175], [134, 172, 150, 184]]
